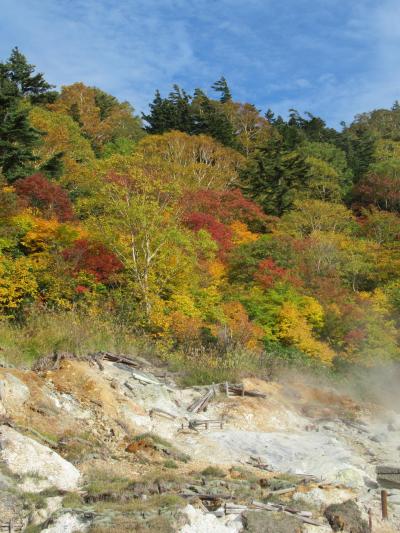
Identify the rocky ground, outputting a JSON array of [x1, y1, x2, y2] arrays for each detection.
[[0, 353, 399, 532]]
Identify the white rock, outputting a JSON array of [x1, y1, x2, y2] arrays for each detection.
[[43, 390, 91, 420], [206, 430, 367, 482], [0, 471, 14, 490], [0, 373, 30, 411], [180, 505, 242, 533], [303, 526, 332, 533], [294, 487, 355, 507], [334, 467, 365, 489], [0, 426, 80, 492], [120, 404, 154, 432], [41, 512, 87, 532]]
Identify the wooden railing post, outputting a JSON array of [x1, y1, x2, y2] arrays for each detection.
[[381, 489, 388, 520]]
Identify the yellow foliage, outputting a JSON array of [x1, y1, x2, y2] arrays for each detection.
[[137, 131, 244, 191], [13, 214, 80, 253], [230, 220, 259, 245], [148, 297, 172, 336], [21, 218, 61, 252], [11, 211, 36, 234], [221, 301, 264, 351], [276, 302, 334, 363], [0, 257, 38, 318], [359, 288, 391, 314], [207, 260, 226, 283], [30, 106, 94, 178], [300, 296, 325, 330], [169, 293, 201, 318]]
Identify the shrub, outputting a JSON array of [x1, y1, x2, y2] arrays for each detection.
[[15, 173, 74, 221], [62, 238, 123, 283]]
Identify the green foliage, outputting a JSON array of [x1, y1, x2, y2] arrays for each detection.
[[0, 79, 41, 181], [211, 76, 232, 103], [143, 79, 236, 147], [0, 47, 57, 103], [241, 134, 310, 215]]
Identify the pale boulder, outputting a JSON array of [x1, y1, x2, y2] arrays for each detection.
[[0, 426, 80, 492], [0, 373, 30, 412], [41, 512, 88, 532]]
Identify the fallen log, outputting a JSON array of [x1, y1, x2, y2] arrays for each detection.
[[225, 503, 248, 510], [125, 371, 174, 391], [127, 370, 157, 385], [376, 465, 400, 488], [100, 352, 140, 367], [377, 465, 400, 474], [244, 456, 272, 471], [269, 486, 296, 496], [180, 493, 232, 501], [219, 383, 266, 399], [341, 419, 369, 433], [224, 503, 249, 514], [251, 500, 322, 526]]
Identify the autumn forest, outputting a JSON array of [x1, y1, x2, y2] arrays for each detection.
[[1, 48, 400, 376]]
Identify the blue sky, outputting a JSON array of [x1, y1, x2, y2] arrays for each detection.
[[1, 0, 400, 127]]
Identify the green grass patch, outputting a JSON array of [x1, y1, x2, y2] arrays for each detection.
[[62, 492, 84, 508], [0, 310, 139, 367], [92, 493, 184, 513], [163, 460, 178, 469], [201, 466, 226, 478]]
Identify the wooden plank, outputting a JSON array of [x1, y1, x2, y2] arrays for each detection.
[[377, 465, 400, 474], [187, 388, 214, 413], [149, 408, 176, 420]]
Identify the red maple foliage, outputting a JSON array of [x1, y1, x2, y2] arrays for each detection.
[[15, 173, 74, 222], [343, 328, 366, 347], [182, 189, 266, 228], [63, 239, 123, 283], [254, 258, 299, 289], [184, 212, 233, 256], [75, 285, 89, 294], [352, 173, 400, 213]]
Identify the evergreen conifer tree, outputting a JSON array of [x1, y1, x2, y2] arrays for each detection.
[[241, 134, 310, 215], [211, 76, 232, 103], [1, 47, 57, 103], [0, 74, 41, 182]]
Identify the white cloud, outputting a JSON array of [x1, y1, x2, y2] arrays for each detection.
[[1, 0, 400, 126]]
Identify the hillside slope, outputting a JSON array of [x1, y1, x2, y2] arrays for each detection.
[[1, 353, 399, 532]]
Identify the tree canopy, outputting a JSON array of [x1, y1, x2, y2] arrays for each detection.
[[1, 47, 400, 370]]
